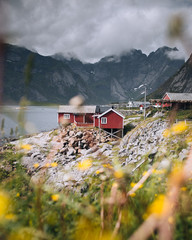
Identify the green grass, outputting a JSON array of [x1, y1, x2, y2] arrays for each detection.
[[174, 109, 192, 120], [0, 119, 192, 239]]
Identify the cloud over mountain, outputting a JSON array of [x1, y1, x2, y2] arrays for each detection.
[[1, 0, 192, 62]]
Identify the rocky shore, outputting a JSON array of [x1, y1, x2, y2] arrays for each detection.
[[9, 118, 190, 190], [11, 126, 118, 189]]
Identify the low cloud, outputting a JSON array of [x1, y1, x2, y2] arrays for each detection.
[[1, 0, 192, 62], [167, 49, 186, 60]]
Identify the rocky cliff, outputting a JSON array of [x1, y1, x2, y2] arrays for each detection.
[[149, 54, 192, 99], [3, 44, 184, 104]]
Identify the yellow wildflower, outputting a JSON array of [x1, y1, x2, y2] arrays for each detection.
[[153, 169, 166, 175], [51, 162, 58, 167], [33, 163, 39, 169], [51, 194, 59, 202], [142, 171, 148, 176], [171, 121, 188, 134], [129, 192, 136, 197], [96, 169, 103, 174], [130, 182, 136, 188], [44, 163, 50, 168], [163, 129, 171, 138], [102, 163, 113, 169], [147, 194, 165, 217], [77, 159, 92, 171], [0, 191, 10, 219], [16, 193, 20, 197], [114, 169, 124, 178], [130, 182, 143, 189], [180, 187, 187, 192], [5, 213, 16, 221], [20, 144, 32, 151]]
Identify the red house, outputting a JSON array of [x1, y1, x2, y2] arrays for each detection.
[[162, 92, 192, 109], [93, 108, 124, 137], [150, 92, 192, 109], [58, 105, 125, 138], [58, 105, 96, 127]]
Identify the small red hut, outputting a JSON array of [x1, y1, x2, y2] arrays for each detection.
[[162, 92, 192, 109], [58, 105, 125, 138], [94, 108, 124, 138], [58, 105, 96, 127], [150, 92, 192, 109]]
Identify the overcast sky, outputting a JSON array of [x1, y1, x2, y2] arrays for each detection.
[[1, 0, 192, 62]]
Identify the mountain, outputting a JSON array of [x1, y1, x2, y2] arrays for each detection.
[[149, 54, 192, 99], [3, 44, 185, 104], [3, 44, 93, 104]]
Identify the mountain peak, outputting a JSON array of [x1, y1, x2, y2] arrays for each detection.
[[152, 46, 179, 56], [99, 49, 146, 63], [3, 43, 185, 104]]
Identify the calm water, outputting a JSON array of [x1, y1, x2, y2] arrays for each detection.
[[0, 106, 58, 138]]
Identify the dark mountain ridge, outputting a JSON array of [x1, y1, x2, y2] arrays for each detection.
[[149, 53, 192, 99], [3, 43, 185, 104]]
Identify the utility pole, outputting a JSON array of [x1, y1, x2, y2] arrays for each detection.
[[133, 84, 147, 120], [144, 86, 146, 120]]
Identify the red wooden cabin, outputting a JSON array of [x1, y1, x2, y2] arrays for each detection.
[[93, 108, 124, 138], [58, 105, 96, 127], [162, 92, 192, 109], [150, 92, 192, 109], [58, 105, 125, 138], [162, 92, 172, 107]]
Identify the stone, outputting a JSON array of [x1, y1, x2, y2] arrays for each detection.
[[83, 144, 89, 149], [179, 149, 188, 161], [68, 137, 76, 147], [67, 147, 75, 156], [31, 152, 41, 159], [103, 150, 112, 156], [76, 132, 83, 138], [69, 131, 75, 137], [60, 147, 68, 155], [84, 146, 98, 155], [158, 159, 170, 169]]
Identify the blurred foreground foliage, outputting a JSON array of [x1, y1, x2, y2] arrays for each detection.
[[0, 119, 192, 240]]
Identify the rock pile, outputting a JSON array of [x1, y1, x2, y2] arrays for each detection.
[[11, 119, 181, 189], [119, 120, 167, 166], [10, 126, 115, 174], [59, 127, 112, 157]]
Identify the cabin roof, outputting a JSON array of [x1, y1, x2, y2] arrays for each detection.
[[97, 108, 125, 119], [96, 106, 111, 113], [164, 92, 192, 101], [58, 105, 96, 114]]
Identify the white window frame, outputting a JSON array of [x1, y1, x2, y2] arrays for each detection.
[[101, 117, 107, 124], [64, 114, 70, 119]]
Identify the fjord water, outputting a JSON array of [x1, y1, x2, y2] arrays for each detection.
[[0, 106, 58, 137]]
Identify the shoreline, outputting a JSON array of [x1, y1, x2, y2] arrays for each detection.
[[0, 128, 59, 147]]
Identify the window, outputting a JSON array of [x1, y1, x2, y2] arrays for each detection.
[[101, 117, 107, 124], [64, 114, 70, 119]]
